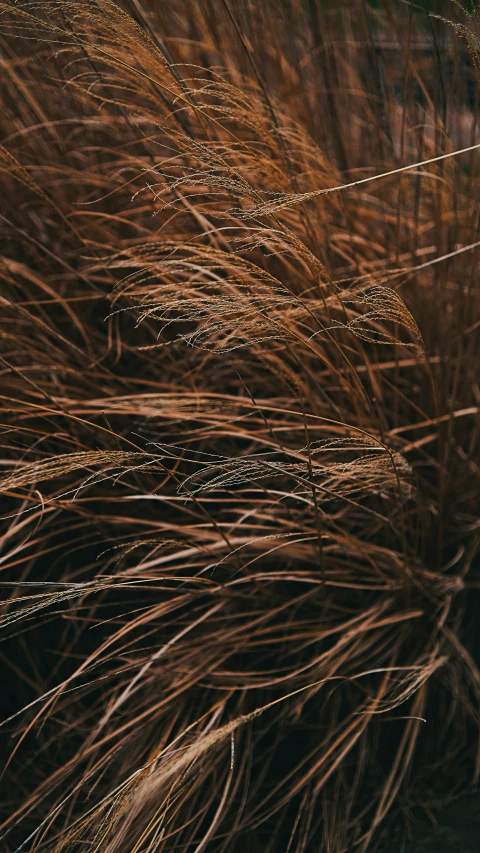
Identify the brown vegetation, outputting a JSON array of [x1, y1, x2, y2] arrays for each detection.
[[0, 1, 479, 851]]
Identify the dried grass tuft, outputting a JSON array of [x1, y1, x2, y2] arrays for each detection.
[[0, 1, 479, 851]]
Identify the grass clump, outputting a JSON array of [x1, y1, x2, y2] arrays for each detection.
[[0, 1, 479, 851]]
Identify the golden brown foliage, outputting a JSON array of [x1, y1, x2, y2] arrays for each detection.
[[0, 1, 479, 851]]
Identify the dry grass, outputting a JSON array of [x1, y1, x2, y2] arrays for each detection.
[[0, 1, 479, 851]]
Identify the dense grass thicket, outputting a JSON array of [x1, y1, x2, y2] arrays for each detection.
[[0, 1, 479, 851]]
